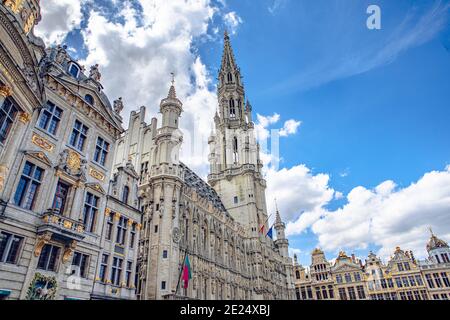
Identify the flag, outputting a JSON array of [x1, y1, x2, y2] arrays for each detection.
[[266, 227, 273, 239], [182, 255, 192, 289], [259, 224, 265, 234]]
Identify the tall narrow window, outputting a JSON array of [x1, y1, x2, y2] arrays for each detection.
[[69, 120, 88, 152], [105, 214, 113, 241], [116, 216, 128, 245], [130, 223, 136, 248], [229, 99, 236, 118], [94, 137, 109, 166], [227, 73, 232, 83], [82, 192, 99, 233], [122, 186, 129, 204], [99, 254, 109, 282], [110, 257, 123, 286], [126, 261, 133, 287], [37, 244, 60, 271], [38, 101, 62, 135], [52, 180, 70, 214], [233, 137, 239, 164], [14, 161, 44, 210], [0, 98, 18, 144], [0, 231, 23, 264]]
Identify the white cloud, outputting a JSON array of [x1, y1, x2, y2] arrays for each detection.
[[35, 0, 82, 44], [285, 166, 450, 261], [76, 0, 220, 176], [223, 11, 243, 35], [279, 119, 301, 137], [266, 165, 336, 223], [268, 0, 288, 14]]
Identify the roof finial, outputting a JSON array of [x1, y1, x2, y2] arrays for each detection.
[[167, 72, 177, 99], [224, 29, 229, 40], [429, 226, 435, 237]]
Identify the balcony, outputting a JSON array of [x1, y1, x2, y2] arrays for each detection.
[[37, 210, 86, 242]]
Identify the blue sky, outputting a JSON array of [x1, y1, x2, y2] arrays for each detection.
[[35, 0, 450, 266]]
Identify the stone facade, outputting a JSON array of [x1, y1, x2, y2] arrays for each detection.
[[115, 33, 296, 300], [0, 2, 294, 300], [0, 1, 142, 300], [294, 232, 450, 300]]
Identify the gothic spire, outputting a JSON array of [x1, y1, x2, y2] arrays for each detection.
[[275, 198, 282, 224], [167, 72, 177, 99], [220, 30, 239, 73]]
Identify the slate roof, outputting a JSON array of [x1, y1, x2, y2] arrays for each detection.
[[180, 162, 229, 216]]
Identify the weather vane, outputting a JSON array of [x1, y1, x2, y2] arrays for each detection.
[[170, 72, 175, 85]]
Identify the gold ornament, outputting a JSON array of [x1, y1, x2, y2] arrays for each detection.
[[62, 241, 77, 264], [3, 0, 24, 14], [0, 84, 12, 97], [32, 133, 54, 152], [18, 112, 31, 123], [34, 232, 52, 257], [67, 150, 81, 171], [89, 167, 105, 181]]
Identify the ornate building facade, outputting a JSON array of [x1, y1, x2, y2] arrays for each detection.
[[294, 232, 450, 300], [114, 32, 295, 300], [0, 0, 141, 300], [0, 1, 295, 300]]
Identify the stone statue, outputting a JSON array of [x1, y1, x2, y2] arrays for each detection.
[[55, 45, 69, 65], [57, 149, 69, 170], [114, 97, 124, 114], [89, 64, 101, 82]]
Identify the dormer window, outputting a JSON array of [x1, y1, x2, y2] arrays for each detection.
[[85, 94, 94, 105], [68, 63, 80, 79]]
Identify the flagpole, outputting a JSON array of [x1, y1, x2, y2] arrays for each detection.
[[175, 249, 188, 296]]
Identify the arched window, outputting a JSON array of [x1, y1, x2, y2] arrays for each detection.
[[233, 137, 239, 164], [122, 186, 130, 204], [227, 73, 233, 83], [229, 99, 236, 118], [85, 94, 94, 105]]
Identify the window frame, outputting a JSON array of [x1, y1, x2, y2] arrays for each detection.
[[37, 101, 63, 136], [68, 63, 81, 79], [0, 97, 18, 144], [82, 192, 99, 233], [71, 251, 90, 278], [37, 244, 61, 272], [13, 161, 45, 211], [93, 136, 110, 167], [69, 119, 89, 152], [0, 231, 24, 264]]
